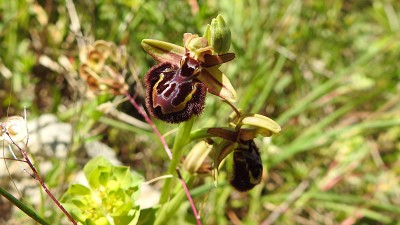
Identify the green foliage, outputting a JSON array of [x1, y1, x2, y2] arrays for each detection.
[[61, 157, 142, 225]]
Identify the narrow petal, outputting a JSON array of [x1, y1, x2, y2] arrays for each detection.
[[207, 127, 237, 142], [203, 53, 235, 68], [141, 39, 185, 66]]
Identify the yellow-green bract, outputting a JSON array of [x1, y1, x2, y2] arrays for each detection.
[[61, 156, 143, 225]]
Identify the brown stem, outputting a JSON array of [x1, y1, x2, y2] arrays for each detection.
[[6, 132, 77, 225], [176, 168, 202, 225], [124, 91, 173, 159]]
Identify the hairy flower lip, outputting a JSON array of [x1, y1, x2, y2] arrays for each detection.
[[230, 139, 262, 192], [144, 62, 207, 123]]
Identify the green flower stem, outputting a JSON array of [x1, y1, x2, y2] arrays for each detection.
[[159, 117, 195, 204], [155, 176, 196, 225], [0, 186, 51, 225], [189, 128, 214, 141]]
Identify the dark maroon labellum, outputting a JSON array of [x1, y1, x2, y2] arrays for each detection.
[[230, 140, 263, 191], [145, 54, 207, 123]]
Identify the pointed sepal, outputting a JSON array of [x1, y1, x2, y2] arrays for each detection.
[[141, 39, 185, 66], [198, 66, 237, 102]]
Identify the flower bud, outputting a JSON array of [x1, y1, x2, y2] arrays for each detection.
[[204, 15, 231, 54], [184, 140, 213, 174]]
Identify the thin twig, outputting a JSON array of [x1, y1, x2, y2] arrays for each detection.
[[128, 57, 146, 96], [2, 143, 24, 198], [176, 168, 202, 225], [124, 92, 173, 159], [6, 132, 77, 225]]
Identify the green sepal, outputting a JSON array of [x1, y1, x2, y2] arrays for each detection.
[[141, 39, 185, 66], [198, 66, 237, 102], [238, 113, 282, 135]]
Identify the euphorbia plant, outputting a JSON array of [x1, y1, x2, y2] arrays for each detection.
[[61, 157, 142, 225]]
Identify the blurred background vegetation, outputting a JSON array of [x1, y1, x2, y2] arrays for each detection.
[[1, 0, 400, 224]]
